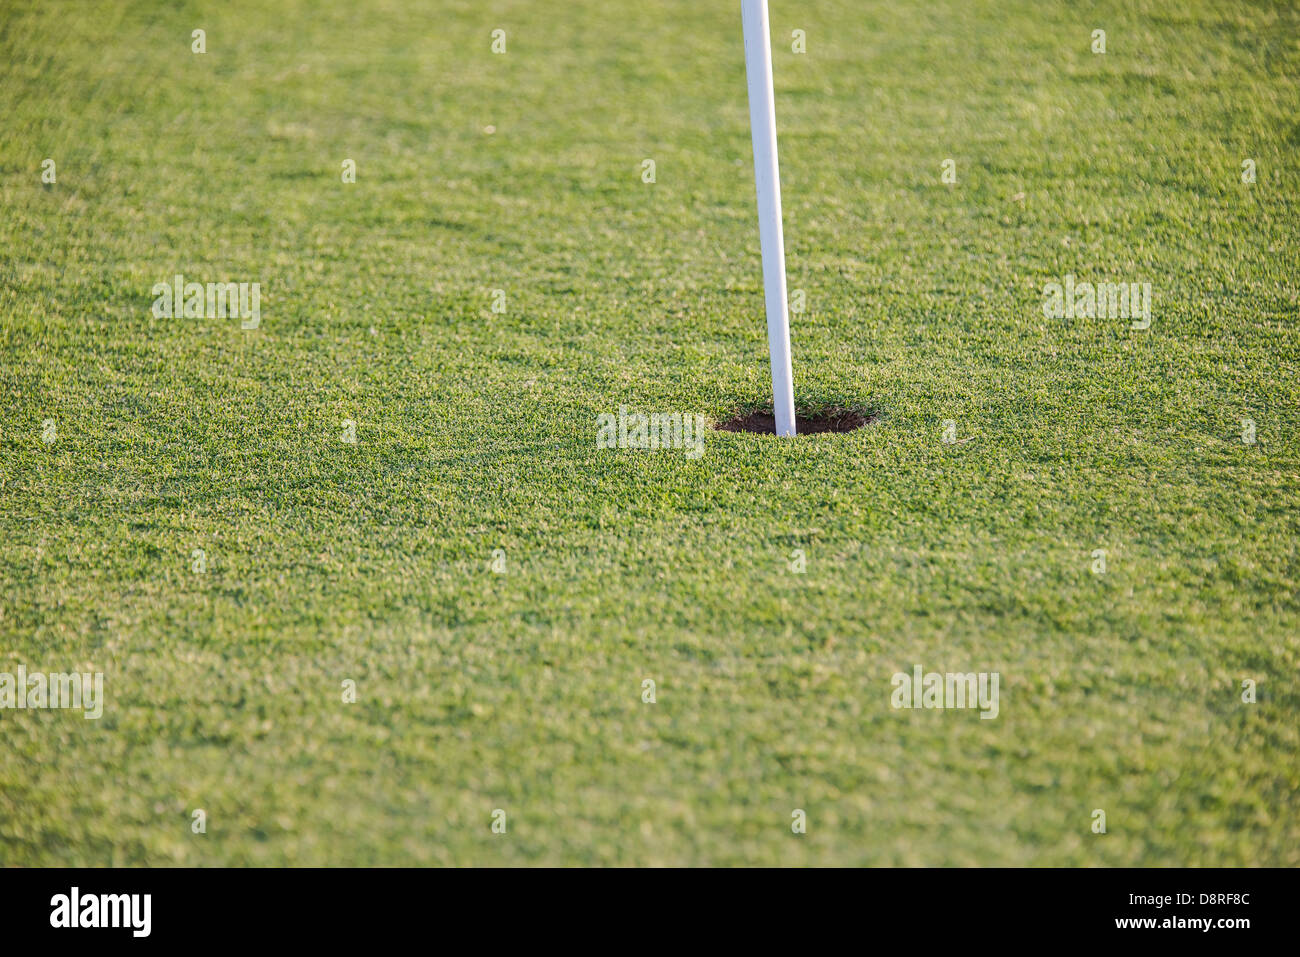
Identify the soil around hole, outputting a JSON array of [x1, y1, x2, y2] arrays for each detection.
[[714, 407, 877, 435]]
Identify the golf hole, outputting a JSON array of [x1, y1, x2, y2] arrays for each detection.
[[715, 406, 878, 435]]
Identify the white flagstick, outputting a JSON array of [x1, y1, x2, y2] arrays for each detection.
[[741, 0, 796, 437]]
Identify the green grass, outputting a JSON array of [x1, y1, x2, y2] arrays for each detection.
[[1, 0, 1297, 866]]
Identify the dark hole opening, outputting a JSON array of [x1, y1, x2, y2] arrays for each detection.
[[714, 406, 878, 435]]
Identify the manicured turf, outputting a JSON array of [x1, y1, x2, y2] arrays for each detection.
[[1, 0, 1297, 865]]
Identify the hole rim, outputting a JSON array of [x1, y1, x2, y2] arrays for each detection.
[[713, 404, 880, 436]]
